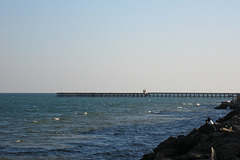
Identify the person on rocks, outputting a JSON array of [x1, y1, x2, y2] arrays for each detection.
[[206, 118, 214, 125]]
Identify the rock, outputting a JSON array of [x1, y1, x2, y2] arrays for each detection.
[[180, 151, 202, 160], [215, 101, 230, 109], [161, 148, 177, 157], [153, 136, 177, 153], [153, 134, 198, 157], [211, 147, 217, 160], [217, 110, 240, 125], [198, 123, 215, 134], [176, 135, 198, 154], [221, 127, 234, 132], [215, 100, 240, 110], [215, 143, 240, 160], [154, 152, 173, 160], [141, 153, 155, 160], [188, 128, 198, 136], [141, 100, 240, 160]]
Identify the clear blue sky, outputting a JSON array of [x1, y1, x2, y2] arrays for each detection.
[[0, 0, 240, 93]]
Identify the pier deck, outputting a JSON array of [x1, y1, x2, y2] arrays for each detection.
[[57, 92, 240, 98]]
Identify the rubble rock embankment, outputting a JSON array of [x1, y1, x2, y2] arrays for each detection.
[[141, 101, 240, 160]]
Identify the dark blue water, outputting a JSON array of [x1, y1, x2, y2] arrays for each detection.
[[0, 94, 231, 159]]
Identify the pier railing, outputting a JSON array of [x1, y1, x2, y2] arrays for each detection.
[[57, 92, 240, 98]]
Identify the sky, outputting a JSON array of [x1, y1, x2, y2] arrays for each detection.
[[0, 0, 240, 93]]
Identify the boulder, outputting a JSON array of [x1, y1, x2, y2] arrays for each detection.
[[141, 153, 155, 160], [215, 101, 230, 109], [215, 143, 240, 160], [154, 152, 173, 160], [198, 123, 215, 134]]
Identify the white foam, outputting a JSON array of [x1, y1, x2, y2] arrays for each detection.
[[16, 140, 21, 143]]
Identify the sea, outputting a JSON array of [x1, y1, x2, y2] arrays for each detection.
[[0, 93, 231, 160]]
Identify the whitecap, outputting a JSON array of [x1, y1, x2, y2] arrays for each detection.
[[16, 140, 22, 143], [54, 118, 60, 121], [177, 107, 182, 109]]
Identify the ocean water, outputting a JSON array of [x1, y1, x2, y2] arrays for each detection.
[[0, 93, 231, 160]]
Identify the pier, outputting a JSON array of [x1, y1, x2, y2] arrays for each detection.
[[57, 91, 240, 98]]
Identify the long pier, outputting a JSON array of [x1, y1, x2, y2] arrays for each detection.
[[57, 92, 240, 98]]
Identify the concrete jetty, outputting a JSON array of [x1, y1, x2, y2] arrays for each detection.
[[57, 90, 240, 98]]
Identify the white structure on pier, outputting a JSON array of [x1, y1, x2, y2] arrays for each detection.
[[143, 90, 148, 94]]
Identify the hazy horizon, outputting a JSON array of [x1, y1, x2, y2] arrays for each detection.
[[1, 0, 240, 93]]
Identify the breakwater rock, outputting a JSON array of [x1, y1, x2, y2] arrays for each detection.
[[141, 101, 240, 160], [215, 100, 240, 110]]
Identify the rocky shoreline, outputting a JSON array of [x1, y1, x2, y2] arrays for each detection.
[[141, 100, 240, 160]]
